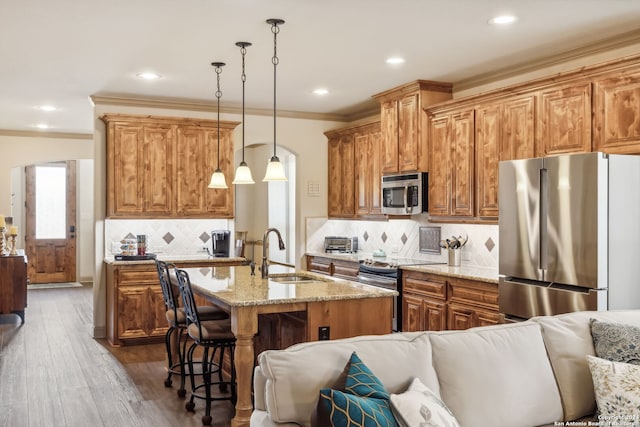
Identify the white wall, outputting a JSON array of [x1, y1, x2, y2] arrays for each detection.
[[0, 134, 94, 282]]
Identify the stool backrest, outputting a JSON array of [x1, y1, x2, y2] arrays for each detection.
[[174, 268, 203, 335], [156, 260, 179, 323]]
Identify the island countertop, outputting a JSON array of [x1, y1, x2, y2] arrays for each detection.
[[179, 264, 397, 307], [104, 253, 246, 265]]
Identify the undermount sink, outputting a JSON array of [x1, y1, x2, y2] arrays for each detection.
[[269, 274, 331, 283]]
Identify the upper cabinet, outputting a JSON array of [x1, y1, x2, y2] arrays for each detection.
[[428, 108, 475, 217], [101, 114, 238, 218], [593, 69, 640, 154], [373, 81, 452, 174], [326, 120, 384, 219], [538, 82, 592, 156]]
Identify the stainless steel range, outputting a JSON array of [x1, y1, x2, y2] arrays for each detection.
[[357, 258, 446, 331]]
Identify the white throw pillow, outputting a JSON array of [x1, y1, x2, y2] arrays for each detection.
[[587, 355, 640, 419], [390, 377, 460, 427]]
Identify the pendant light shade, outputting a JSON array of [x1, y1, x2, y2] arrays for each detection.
[[232, 41, 255, 185], [263, 18, 288, 182], [208, 61, 228, 189]]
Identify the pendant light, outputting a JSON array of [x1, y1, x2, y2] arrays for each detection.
[[208, 62, 228, 189], [263, 18, 288, 182], [232, 41, 255, 185]]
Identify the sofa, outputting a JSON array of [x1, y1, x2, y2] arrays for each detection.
[[250, 310, 640, 427]]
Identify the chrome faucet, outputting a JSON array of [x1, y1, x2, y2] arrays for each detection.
[[261, 227, 286, 279]]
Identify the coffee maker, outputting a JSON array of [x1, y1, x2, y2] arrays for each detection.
[[211, 230, 231, 257]]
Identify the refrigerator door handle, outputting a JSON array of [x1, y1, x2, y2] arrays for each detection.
[[539, 167, 548, 275]]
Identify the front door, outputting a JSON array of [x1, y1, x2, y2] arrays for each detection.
[[25, 161, 77, 284]]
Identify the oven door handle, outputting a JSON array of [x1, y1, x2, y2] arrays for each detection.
[[356, 274, 397, 290]]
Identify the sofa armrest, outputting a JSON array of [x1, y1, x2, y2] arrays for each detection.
[[253, 365, 267, 411]]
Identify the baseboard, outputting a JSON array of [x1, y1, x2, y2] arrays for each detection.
[[93, 326, 106, 339]]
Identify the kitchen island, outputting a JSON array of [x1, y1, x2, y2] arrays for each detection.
[[182, 264, 395, 427]]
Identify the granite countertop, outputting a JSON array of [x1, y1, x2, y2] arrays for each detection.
[[179, 264, 397, 307], [104, 253, 246, 265], [306, 251, 498, 284]]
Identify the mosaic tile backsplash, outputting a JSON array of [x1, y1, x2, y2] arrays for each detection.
[[306, 217, 498, 268], [105, 219, 232, 256]]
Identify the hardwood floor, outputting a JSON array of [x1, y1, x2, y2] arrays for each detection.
[[0, 284, 233, 427]]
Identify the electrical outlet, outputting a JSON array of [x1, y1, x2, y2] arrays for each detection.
[[318, 326, 330, 340]]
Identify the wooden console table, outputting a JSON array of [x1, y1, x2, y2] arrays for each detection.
[[0, 254, 28, 323]]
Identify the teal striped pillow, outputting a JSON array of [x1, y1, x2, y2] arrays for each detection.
[[318, 352, 398, 427]]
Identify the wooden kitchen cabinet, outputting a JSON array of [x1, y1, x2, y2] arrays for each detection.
[[401, 270, 447, 332], [402, 269, 499, 332], [305, 255, 359, 280], [428, 108, 475, 217], [327, 121, 383, 219], [0, 255, 28, 324], [593, 69, 640, 154], [354, 122, 383, 217], [538, 82, 592, 156], [102, 114, 238, 218], [327, 133, 355, 218], [475, 95, 535, 218], [373, 81, 452, 174]]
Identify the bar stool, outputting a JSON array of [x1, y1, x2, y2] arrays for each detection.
[[174, 267, 237, 426], [155, 260, 229, 398]]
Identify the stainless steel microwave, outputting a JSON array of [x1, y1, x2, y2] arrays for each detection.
[[381, 172, 427, 215]]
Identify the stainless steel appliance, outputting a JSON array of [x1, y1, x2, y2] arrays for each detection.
[[499, 152, 640, 321], [323, 236, 358, 253], [381, 172, 427, 215], [210, 230, 231, 258], [357, 258, 446, 331]]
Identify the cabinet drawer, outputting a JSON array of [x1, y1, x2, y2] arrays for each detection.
[[333, 260, 359, 279], [307, 256, 332, 275], [403, 272, 446, 299], [117, 267, 159, 285], [447, 278, 498, 310]]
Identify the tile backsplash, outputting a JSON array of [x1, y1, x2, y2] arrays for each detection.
[[105, 219, 233, 256], [306, 217, 498, 268]]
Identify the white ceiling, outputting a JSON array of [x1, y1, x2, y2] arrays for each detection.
[[1, 0, 640, 134]]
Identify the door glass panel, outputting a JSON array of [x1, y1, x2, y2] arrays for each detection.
[[35, 164, 66, 239]]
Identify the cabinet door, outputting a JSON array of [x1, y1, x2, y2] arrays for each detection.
[[355, 129, 383, 216], [502, 96, 535, 161], [148, 286, 170, 337], [117, 285, 151, 340], [475, 104, 502, 218], [451, 110, 475, 216], [539, 83, 592, 155], [143, 125, 174, 215], [368, 130, 383, 215], [381, 100, 399, 173], [327, 138, 342, 217], [176, 126, 208, 214], [447, 303, 475, 330], [398, 93, 419, 172], [428, 115, 451, 215], [476, 309, 502, 327], [339, 135, 356, 217], [593, 71, 640, 154], [110, 124, 144, 215], [204, 128, 234, 216], [423, 299, 447, 331], [402, 293, 424, 332]]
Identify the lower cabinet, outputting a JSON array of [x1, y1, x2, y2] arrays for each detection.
[[0, 255, 28, 324], [305, 255, 359, 280], [402, 270, 499, 332], [106, 260, 243, 346]]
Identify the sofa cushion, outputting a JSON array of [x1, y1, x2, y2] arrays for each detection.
[[429, 321, 563, 427], [590, 319, 640, 364], [317, 352, 397, 427], [258, 332, 438, 426], [587, 355, 640, 419], [533, 310, 640, 421], [390, 377, 460, 427]]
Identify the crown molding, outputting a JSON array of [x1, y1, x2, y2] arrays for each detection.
[[90, 94, 349, 122], [455, 28, 640, 92], [0, 129, 92, 140]]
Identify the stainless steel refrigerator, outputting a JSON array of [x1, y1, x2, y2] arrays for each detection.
[[498, 152, 640, 321]]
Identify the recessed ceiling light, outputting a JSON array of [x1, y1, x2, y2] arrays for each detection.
[[488, 15, 518, 25], [38, 105, 57, 112], [35, 123, 49, 129], [136, 72, 162, 80], [312, 88, 329, 95], [386, 57, 405, 65]]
